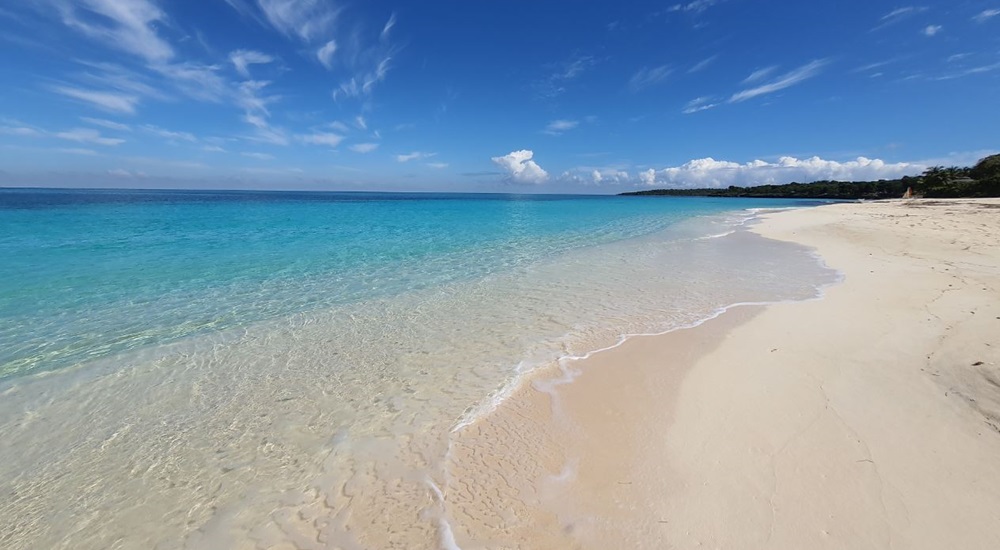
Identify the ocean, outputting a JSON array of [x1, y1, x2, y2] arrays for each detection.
[[0, 189, 838, 548]]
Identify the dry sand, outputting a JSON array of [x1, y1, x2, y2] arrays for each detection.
[[445, 199, 1000, 549]]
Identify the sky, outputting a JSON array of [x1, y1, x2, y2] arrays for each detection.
[[0, 0, 998, 193]]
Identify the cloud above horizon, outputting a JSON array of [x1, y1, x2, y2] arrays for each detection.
[[636, 156, 924, 188], [492, 150, 549, 184]]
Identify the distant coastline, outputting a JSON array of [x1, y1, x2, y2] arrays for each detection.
[[622, 153, 1000, 200]]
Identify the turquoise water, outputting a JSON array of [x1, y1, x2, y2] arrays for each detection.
[[1, 189, 825, 380], [0, 189, 838, 549]]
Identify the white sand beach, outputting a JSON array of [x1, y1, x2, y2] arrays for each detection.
[[446, 199, 1000, 549]]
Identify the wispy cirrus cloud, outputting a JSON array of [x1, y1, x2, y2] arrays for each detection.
[[974, 9, 1000, 23], [296, 132, 345, 147], [254, 0, 341, 43], [49, 0, 173, 63], [241, 151, 274, 160], [873, 6, 929, 30], [141, 124, 197, 142], [535, 54, 598, 98], [742, 65, 778, 84], [317, 40, 338, 69], [80, 117, 131, 131], [230, 49, 275, 77], [543, 119, 579, 135], [349, 142, 378, 153], [922, 24, 942, 36], [729, 59, 828, 103], [688, 55, 719, 73], [629, 65, 672, 92], [396, 151, 435, 162], [50, 86, 140, 114], [55, 127, 125, 146], [668, 0, 720, 14], [683, 96, 719, 114]]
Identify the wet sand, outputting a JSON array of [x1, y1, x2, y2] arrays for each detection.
[[445, 199, 1000, 549]]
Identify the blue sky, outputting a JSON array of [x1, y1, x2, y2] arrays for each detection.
[[1, 0, 998, 193]]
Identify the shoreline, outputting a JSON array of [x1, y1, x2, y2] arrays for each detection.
[[444, 198, 1000, 548]]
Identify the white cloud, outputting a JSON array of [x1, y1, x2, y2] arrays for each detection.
[[53, 0, 173, 63], [202, 145, 226, 152], [396, 151, 435, 162], [381, 12, 396, 41], [629, 65, 672, 91], [491, 150, 549, 185], [427, 162, 448, 169], [742, 65, 778, 84], [55, 128, 125, 146], [354, 115, 367, 130], [297, 132, 345, 147], [51, 86, 140, 114], [669, 0, 719, 14], [544, 119, 579, 135], [333, 56, 392, 100], [639, 168, 657, 186], [639, 156, 922, 188], [230, 49, 275, 77], [874, 6, 929, 30], [349, 142, 379, 153], [0, 125, 42, 137], [108, 168, 144, 177], [241, 151, 274, 160], [317, 40, 338, 69], [56, 147, 99, 156], [80, 117, 131, 131], [922, 25, 942, 36], [328, 121, 351, 133], [974, 9, 1000, 23], [256, 0, 340, 42], [729, 59, 827, 103], [683, 96, 719, 114], [142, 124, 196, 142], [688, 55, 719, 73], [535, 55, 597, 98]]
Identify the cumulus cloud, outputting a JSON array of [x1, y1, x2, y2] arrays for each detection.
[[638, 156, 923, 188], [729, 59, 827, 103], [922, 25, 942, 36], [349, 142, 378, 153], [230, 49, 275, 77], [491, 150, 549, 185]]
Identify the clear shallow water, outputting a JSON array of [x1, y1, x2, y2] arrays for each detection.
[[0, 189, 838, 549]]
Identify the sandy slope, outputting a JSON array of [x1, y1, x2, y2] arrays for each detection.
[[446, 199, 1000, 549]]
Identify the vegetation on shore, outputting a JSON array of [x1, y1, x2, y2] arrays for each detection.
[[621, 154, 1000, 200]]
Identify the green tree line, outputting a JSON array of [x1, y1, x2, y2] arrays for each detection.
[[621, 153, 1000, 199]]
